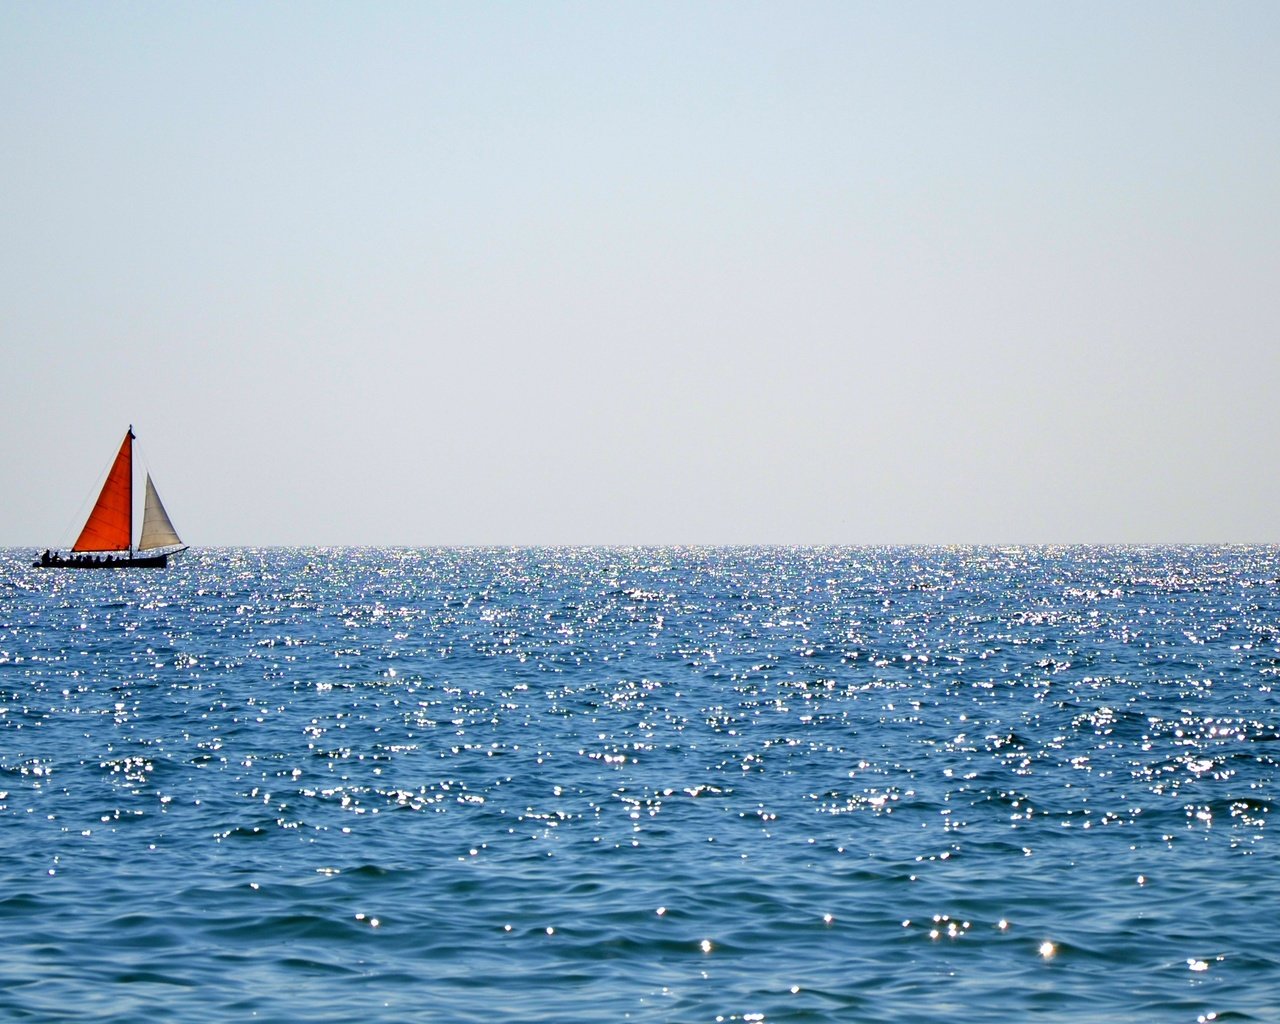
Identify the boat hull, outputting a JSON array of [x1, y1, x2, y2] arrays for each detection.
[[34, 552, 170, 569]]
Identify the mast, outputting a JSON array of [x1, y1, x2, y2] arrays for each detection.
[[129, 423, 134, 556]]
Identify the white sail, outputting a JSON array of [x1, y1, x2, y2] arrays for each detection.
[[139, 473, 183, 551]]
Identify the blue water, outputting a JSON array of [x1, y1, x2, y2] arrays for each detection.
[[1, 546, 1277, 1022]]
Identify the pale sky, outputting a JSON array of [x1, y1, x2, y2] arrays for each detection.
[[3, 2, 1277, 546]]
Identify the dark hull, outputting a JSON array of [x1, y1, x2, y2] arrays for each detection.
[[35, 552, 169, 569]]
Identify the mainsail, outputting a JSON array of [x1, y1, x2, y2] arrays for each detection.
[[72, 428, 134, 551], [139, 473, 183, 550]]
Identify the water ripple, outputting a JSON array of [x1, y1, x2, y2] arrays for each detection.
[[1, 546, 1278, 1021]]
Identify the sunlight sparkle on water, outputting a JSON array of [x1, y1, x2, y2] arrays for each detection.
[[5, 545, 1280, 1023]]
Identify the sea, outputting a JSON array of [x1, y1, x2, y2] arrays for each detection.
[[1, 546, 1277, 1023]]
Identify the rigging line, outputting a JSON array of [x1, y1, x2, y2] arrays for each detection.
[[132, 434, 185, 553], [53, 433, 128, 550], [134, 435, 161, 551], [133, 435, 152, 484]]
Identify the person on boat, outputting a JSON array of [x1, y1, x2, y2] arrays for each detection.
[[39, 550, 50, 566]]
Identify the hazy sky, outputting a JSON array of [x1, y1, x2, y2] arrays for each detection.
[[3, 2, 1277, 546]]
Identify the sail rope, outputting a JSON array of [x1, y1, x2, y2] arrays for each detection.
[[53, 441, 125, 551], [133, 435, 184, 552]]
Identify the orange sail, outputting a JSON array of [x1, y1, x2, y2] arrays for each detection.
[[72, 428, 134, 551]]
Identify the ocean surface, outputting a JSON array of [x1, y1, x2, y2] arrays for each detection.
[[1, 546, 1278, 1023]]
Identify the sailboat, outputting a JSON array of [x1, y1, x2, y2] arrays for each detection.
[[34, 426, 187, 569]]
